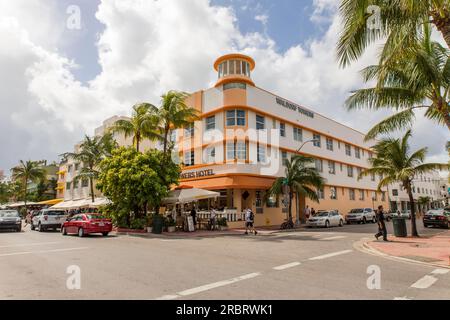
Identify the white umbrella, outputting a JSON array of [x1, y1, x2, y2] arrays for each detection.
[[163, 187, 220, 204], [88, 198, 112, 208]]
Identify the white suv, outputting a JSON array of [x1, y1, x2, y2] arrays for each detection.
[[31, 209, 68, 232], [345, 208, 377, 224]]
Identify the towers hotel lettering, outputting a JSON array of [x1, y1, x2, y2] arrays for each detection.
[[181, 169, 215, 180], [276, 97, 314, 118]]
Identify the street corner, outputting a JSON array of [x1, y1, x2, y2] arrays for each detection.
[[364, 230, 450, 268]]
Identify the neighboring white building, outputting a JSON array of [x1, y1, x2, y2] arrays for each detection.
[[389, 170, 445, 212]]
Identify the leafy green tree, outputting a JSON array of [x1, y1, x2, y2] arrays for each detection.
[[346, 25, 450, 138], [157, 91, 199, 159], [418, 196, 432, 213], [110, 103, 160, 152], [268, 155, 325, 225], [96, 147, 180, 227], [64, 134, 118, 203], [337, 0, 450, 67], [359, 130, 445, 237], [0, 182, 12, 204], [11, 160, 45, 211]]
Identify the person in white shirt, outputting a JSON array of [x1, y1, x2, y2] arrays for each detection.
[[244, 208, 257, 235], [210, 207, 217, 230]]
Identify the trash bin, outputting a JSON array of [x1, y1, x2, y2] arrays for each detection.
[[152, 215, 164, 234], [392, 217, 407, 237]]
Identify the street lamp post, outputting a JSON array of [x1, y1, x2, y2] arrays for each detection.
[[294, 139, 320, 226]]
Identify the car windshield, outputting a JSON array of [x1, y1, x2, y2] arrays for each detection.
[[87, 214, 106, 220], [427, 210, 443, 216], [45, 211, 66, 216], [0, 210, 19, 217], [350, 209, 363, 213], [317, 212, 329, 217]]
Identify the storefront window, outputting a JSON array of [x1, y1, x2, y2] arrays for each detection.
[[266, 194, 278, 208], [255, 190, 263, 209]]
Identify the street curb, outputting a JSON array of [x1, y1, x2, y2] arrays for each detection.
[[354, 239, 450, 270]]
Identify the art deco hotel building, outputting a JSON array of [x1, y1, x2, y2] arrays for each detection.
[[173, 54, 388, 227]]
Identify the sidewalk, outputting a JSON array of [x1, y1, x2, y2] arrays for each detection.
[[366, 230, 450, 267]]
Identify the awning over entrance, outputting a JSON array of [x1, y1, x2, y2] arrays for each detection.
[[5, 201, 38, 208], [36, 198, 64, 205], [180, 174, 275, 190]]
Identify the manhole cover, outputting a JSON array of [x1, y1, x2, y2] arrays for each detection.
[[401, 255, 441, 263]]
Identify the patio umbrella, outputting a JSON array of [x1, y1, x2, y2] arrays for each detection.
[[163, 186, 220, 204]]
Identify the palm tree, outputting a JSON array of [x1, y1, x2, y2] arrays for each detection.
[[64, 134, 117, 203], [268, 155, 325, 225], [346, 24, 450, 139], [337, 0, 450, 67], [157, 91, 199, 159], [418, 196, 432, 213], [359, 130, 445, 237], [110, 103, 160, 152], [11, 160, 45, 211]]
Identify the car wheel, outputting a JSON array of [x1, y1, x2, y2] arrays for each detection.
[[325, 220, 330, 228], [30, 223, 35, 231], [372, 216, 377, 223], [362, 217, 367, 224], [16, 227, 21, 232], [61, 227, 67, 235], [38, 223, 43, 232], [339, 220, 344, 227], [424, 224, 429, 228], [102, 232, 109, 237], [78, 228, 84, 238]]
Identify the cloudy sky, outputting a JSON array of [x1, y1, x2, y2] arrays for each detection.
[[0, 0, 448, 173]]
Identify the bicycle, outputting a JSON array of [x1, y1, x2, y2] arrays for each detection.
[[280, 218, 294, 230]]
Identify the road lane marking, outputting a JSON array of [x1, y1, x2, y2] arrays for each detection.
[[318, 236, 347, 241], [177, 272, 261, 297], [410, 275, 438, 289], [394, 297, 412, 300], [0, 247, 88, 257], [0, 241, 61, 248], [156, 295, 179, 300], [308, 250, 353, 261], [431, 268, 449, 275], [273, 262, 301, 270]]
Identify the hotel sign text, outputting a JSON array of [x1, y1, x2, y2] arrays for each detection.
[[276, 97, 314, 118], [181, 169, 215, 180]]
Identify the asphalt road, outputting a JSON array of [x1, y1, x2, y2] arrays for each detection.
[[0, 221, 448, 300]]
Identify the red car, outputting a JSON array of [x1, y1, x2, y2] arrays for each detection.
[[61, 213, 112, 237]]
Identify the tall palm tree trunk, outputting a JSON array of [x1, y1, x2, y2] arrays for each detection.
[[295, 192, 300, 224], [89, 177, 95, 203], [288, 192, 293, 221], [406, 183, 419, 237], [163, 127, 169, 158], [431, 10, 450, 49], [23, 175, 28, 213]]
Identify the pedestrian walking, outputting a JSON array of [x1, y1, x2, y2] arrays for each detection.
[[375, 205, 388, 242], [210, 207, 217, 231], [244, 208, 257, 235], [190, 206, 197, 229], [310, 208, 316, 217], [304, 205, 311, 219]]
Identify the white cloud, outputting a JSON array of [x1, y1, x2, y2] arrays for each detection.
[[0, 0, 447, 172]]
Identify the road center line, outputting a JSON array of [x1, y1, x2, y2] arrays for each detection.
[[318, 236, 347, 241], [177, 272, 261, 297], [273, 262, 301, 270], [0, 241, 61, 248], [431, 268, 449, 275], [0, 247, 89, 257], [308, 250, 353, 261], [410, 275, 438, 289]]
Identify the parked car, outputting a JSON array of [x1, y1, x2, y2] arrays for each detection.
[[385, 211, 396, 221], [307, 210, 344, 228], [423, 209, 450, 229], [31, 209, 67, 232], [61, 213, 112, 237], [345, 208, 377, 224], [0, 210, 22, 232], [399, 210, 412, 219]]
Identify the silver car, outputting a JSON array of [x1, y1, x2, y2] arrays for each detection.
[[345, 208, 377, 224], [307, 211, 344, 228], [31, 209, 68, 232]]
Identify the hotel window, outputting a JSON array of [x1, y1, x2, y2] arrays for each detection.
[[226, 109, 246, 126], [381, 191, 386, 202], [242, 61, 247, 76], [412, 187, 416, 193], [256, 114, 265, 130], [206, 116, 215, 131], [218, 63, 223, 78], [75, 163, 80, 171], [204, 147, 215, 164], [355, 147, 361, 159], [349, 189, 356, 201], [282, 151, 288, 166], [315, 159, 323, 173], [371, 173, 376, 181], [170, 130, 177, 143], [357, 167, 362, 177], [223, 61, 228, 76], [293, 127, 303, 142], [330, 187, 338, 200], [227, 141, 247, 161], [66, 182, 71, 190], [184, 123, 194, 138], [317, 187, 325, 199], [359, 189, 365, 201], [68, 164, 73, 172], [229, 60, 235, 74], [347, 165, 354, 178], [313, 134, 321, 147], [280, 123, 286, 137], [328, 161, 336, 174], [326, 138, 334, 151], [257, 144, 266, 163], [255, 191, 263, 211], [223, 82, 246, 90], [345, 144, 351, 156], [184, 151, 194, 167], [81, 179, 89, 188], [371, 191, 377, 201], [368, 151, 373, 159]]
